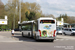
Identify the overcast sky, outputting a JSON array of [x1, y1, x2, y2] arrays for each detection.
[[1, 0, 75, 17]]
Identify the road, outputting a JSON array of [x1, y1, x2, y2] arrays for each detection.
[[0, 31, 75, 50]]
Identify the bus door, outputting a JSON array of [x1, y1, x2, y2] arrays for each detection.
[[33, 24, 36, 36]]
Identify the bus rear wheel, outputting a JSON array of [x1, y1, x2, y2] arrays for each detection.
[[34, 34, 38, 41], [22, 32, 25, 37], [28, 33, 30, 37]]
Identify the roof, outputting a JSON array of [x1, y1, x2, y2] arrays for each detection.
[[38, 17, 56, 20], [70, 23, 75, 25], [21, 20, 35, 24], [64, 23, 69, 25], [64, 28, 75, 29]]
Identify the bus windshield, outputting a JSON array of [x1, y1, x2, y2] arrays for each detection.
[[40, 20, 55, 24]]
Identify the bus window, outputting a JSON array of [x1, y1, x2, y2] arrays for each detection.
[[22, 24, 32, 31], [40, 20, 55, 24]]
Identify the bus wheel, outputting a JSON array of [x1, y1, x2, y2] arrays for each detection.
[[34, 34, 38, 41], [22, 32, 25, 37], [50, 39, 54, 42], [28, 33, 30, 38]]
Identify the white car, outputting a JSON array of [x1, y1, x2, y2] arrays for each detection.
[[56, 27, 63, 35], [63, 28, 75, 35]]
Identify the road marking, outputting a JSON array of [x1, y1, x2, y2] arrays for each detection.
[[65, 39, 69, 40], [55, 38, 75, 41], [54, 39, 59, 41], [60, 39, 64, 41], [0, 41, 23, 42]]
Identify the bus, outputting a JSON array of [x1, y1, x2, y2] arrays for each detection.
[[21, 20, 35, 37], [21, 17, 56, 42]]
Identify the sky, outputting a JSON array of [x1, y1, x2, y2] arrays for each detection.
[[1, 0, 75, 17]]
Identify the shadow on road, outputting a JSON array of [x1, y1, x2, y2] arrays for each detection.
[[13, 33, 54, 43], [14, 33, 22, 35]]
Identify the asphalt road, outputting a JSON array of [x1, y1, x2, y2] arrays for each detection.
[[0, 31, 75, 50]]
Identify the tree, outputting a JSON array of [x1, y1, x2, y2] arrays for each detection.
[[57, 14, 75, 24], [25, 11, 36, 20], [41, 14, 55, 18], [0, 1, 5, 19], [24, 2, 42, 20], [5, 1, 42, 29], [5, 0, 19, 29], [0, 0, 7, 30]]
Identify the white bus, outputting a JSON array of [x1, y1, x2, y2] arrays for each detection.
[[21, 17, 56, 42], [21, 21, 35, 37]]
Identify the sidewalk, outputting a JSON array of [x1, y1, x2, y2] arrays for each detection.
[[0, 35, 22, 42]]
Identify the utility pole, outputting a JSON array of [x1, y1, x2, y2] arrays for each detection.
[[19, 0, 21, 23], [14, 0, 18, 29], [13, 14, 15, 29]]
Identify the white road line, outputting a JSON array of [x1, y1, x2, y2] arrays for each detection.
[[70, 39, 75, 40], [60, 39, 64, 41], [54, 39, 59, 41], [65, 39, 69, 40], [0, 41, 23, 42]]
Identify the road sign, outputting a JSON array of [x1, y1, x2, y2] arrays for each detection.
[[0, 16, 7, 25], [57, 21, 63, 25], [0, 20, 7, 25]]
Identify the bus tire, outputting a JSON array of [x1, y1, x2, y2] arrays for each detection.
[[34, 34, 38, 41], [28, 33, 30, 38], [22, 32, 25, 37]]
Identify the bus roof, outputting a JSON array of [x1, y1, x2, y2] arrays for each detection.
[[21, 20, 35, 24], [18, 17, 56, 24], [37, 17, 55, 20]]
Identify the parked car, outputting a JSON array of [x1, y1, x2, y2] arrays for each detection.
[[14, 29, 20, 31], [56, 27, 63, 35], [63, 28, 75, 35]]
